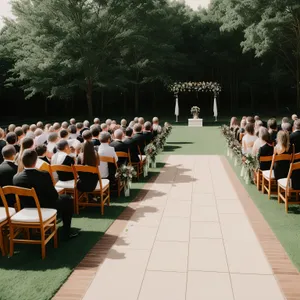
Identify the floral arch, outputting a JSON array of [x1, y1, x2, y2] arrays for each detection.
[[168, 81, 222, 122]]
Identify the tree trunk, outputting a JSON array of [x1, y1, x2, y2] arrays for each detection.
[[44, 97, 48, 115], [86, 79, 93, 120], [134, 84, 139, 114]]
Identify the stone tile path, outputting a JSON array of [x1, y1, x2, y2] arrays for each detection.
[[79, 155, 287, 300]]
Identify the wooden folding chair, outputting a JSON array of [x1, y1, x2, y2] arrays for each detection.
[[278, 162, 300, 212], [73, 165, 110, 215], [51, 165, 78, 213], [0, 186, 57, 259], [262, 153, 293, 199], [99, 156, 124, 197], [0, 188, 16, 256], [254, 156, 273, 191], [116, 151, 129, 166]]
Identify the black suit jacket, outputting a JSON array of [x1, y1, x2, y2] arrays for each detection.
[[0, 140, 6, 164], [92, 138, 100, 146], [123, 138, 140, 163], [143, 131, 153, 145], [258, 144, 274, 171], [0, 161, 18, 206], [110, 140, 129, 166], [13, 169, 58, 208], [132, 132, 146, 155], [57, 155, 75, 181], [290, 131, 300, 153]]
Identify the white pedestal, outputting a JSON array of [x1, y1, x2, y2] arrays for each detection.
[[188, 118, 203, 127]]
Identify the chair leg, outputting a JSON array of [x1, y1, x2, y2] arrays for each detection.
[[53, 222, 58, 249], [268, 180, 271, 199], [256, 173, 260, 190], [277, 186, 281, 203], [0, 229, 5, 256], [41, 227, 46, 259], [9, 226, 14, 257], [285, 199, 289, 213], [262, 177, 265, 194]]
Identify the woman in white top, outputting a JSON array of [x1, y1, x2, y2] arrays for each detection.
[[242, 123, 258, 154], [252, 127, 268, 155]]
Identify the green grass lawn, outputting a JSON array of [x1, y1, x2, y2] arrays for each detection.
[[1, 124, 300, 300]]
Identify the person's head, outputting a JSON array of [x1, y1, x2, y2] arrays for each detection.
[[282, 122, 292, 133], [240, 119, 246, 129], [134, 123, 142, 133], [29, 124, 37, 133], [82, 130, 92, 141], [246, 116, 255, 124], [245, 123, 255, 135], [138, 117, 145, 125], [14, 127, 24, 140], [69, 125, 77, 134], [48, 132, 59, 143], [125, 127, 133, 137], [230, 117, 239, 128], [111, 120, 117, 125], [294, 119, 300, 130], [277, 130, 290, 150], [258, 127, 270, 142], [82, 141, 97, 167], [60, 129, 69, 139], [254, 115, 260, 121], [99, 131, 111, 144], [35, 144, 47, 157], [36, 121, 44, 129], [121, 119, 127, 127], [6, 132, 17, 145], [101, 123, 108, 131], [8, 124, 16, 132], [49, 126, 55, 133], [83, 120, 90, 128], [94, 118, 100, 125], [254, 120, 263, 132], [114, 129, 123, 140], [22, 149, 38, 168], [0, 128, 5, 140], [61, 121, 69, 129], [105, 119, 112, 126], [91, 126, 100, 138], [292, 114, 298, 121], [2, 145, 16, 161], [34, 128, 43, 137], [134, 117, 139, 123], [282, 117, 289, 125], [76, 122, 83, 132], [144, 121, 152, 131], [70, 118, 76, 125], [20, 137, 34, 152], [22, 124, 29, 134], [45, 124, 51, 131], [53, 122, 61, 132], [128, 121, 135, 128], [152, 117, 159, 124], [267, 118, 277, 130], [56, 139, 70, 154]]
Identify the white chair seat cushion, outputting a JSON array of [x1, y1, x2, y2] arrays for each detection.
[[141, 155, 146, 162], [11, 208, 57, 223], [0, 207, 16, 223], [55, 180, 75, 189], [278, 178, 291, 188], [55, 187, 64, 193], [95, 179, 110, 190], [262, 170, 275, 180]]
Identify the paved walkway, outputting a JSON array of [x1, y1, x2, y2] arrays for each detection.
[[80, 155, 286, 300]]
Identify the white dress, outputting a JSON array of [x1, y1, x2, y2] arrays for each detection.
[[242, 134, 258, 154]]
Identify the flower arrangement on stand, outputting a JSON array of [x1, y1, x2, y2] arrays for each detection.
[[162, 122, 173, 138], [145, 143, 158, 169], [243, 154, 259, 185], [115, 165, 137, 197], [191, 106, 200, 119]]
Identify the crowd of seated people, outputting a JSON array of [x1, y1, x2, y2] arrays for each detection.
[[0, 116, 162, 240]]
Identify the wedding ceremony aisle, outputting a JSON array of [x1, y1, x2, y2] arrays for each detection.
[[54, 127, 300, 300]]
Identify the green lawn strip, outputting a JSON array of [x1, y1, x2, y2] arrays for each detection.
[[0, 162, 164, 300]]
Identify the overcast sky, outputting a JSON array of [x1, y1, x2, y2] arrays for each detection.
[[0, 0, 211, 28]]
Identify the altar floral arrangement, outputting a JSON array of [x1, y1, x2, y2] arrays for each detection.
[[115, 165, 137, 189], [191, 106, 200, 115], [169, 81, 221, 95]]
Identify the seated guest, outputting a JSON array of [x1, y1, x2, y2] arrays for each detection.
[[77, 141, 99, 192], [138, 117, 145, 128], [110, 129, 128, 166], [290, 119, 300, 153], [34, 128, 47, 146], [36, 121, 44, 129], [120, 119, 127, 129], [6, 132, 20, 153], [101, 123, 109, 132], [291, 114, 298, 130], [52, 122, 60, 132], [70, 118, 76, 125], [91, 126, 101, 146], [35, 144, 50, 168], [242, 123, 257, 154], [281, 122, 292, 134], [253, 127, 271, 156], [51, 140, 75, 181], [267, 118, 278, 143], [257, 131, 274, 171], [134, 117, 139, 123], [0, 128, 7, 164], [76, 123, 84, 143], [14, 127, 24, 144], [124, 127, 140, 163], [81, 120, 90, 135], [94, 118, 100, 125], [22, 124, 29, 135], [98, 132, 118, 179], [60, 129, 69, 140], [68, 125, 78, 139], [13, 149, 77, 239], [152, 117, 162, 136], [16, 137, 34, 173], [47, 132, 59, 156], [128, 121, 135, 129], [8, 124, 16, 133], [105, 119, 112, 128], [254, 120, 263, 136], [278, 117, 289, 131], [82, 130, 92, 142], [26, 124, 37, 139], [143, 121, 153, 145], [273, 131, 292, 180], [61, 121, 69, 130], [0, 145, 17, 206], [246, 116, 255, 124], [237, 119, 246, 141], [230, 116, 239, 131], [132, 123, 147, 154]]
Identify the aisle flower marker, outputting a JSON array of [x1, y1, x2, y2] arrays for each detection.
[[115, 165, 137, 197]]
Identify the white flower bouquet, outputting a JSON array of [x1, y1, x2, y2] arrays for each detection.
[[115, 165, 137, 189]]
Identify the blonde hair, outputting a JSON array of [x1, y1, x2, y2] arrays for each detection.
[[276, 131, 290, 152], [230, 117, 239, 128], [0, 128, 5, 139]]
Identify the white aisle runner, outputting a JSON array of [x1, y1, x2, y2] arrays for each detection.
[[83, 155, 285, 300]]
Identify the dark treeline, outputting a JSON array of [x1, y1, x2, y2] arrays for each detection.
[[0, 0, 299, 120]]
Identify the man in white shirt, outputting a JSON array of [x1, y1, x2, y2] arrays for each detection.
[[98, 132, 118, 178]]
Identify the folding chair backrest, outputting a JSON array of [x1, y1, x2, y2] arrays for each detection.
[[116, 152, 129, 159], [293, 152, 300, 162], [100, 156, 118, 168], [39, 163, 55, 185], [0, 187, 11, 219], [51, 164, 74, 173], [1, 186, 43, 223], [73, 165, 102, 189], [259, 156, 273, 162], [273, 153, 293, 163]]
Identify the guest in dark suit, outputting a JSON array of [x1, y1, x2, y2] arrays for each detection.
[[124, 127, 140, 163], [152, 117, 162, 137], [290, 119, 300, 153], [91, 126, 101, 146], [36, 144, 50, 164], [51, 140, 75, 181], [110, 129, 129, 166], [132, 123, 146, 155], [0, 128, 7, 164], [143, 121, 154, 145], [13, 149, 77, 239], [256, 129, 274, 171], [6, 132, 20, 153], [267, 118, 278, 144], [0, 145, 17, 206], [80, 120, 90, 135]]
